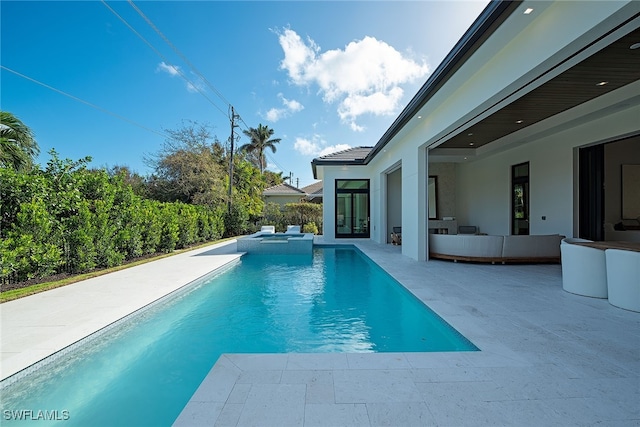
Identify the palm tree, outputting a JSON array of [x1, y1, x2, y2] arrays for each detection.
[[241, 124, 281, 174], [0, 111, 39, 171]]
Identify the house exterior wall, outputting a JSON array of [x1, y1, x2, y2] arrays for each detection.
[[456, 105, 640, 237], [428, 163, 456, 219], [386, 169, 402, 243], [315, 0, 638, 261], [263, 195, 304, 206], [320, 166, 374, 241]]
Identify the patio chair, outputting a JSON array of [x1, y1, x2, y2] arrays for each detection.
[[286, 225, 301, 234], [560, 237, 607, 298], [391, 226, 402, 245], [606, 249, 640, 312]]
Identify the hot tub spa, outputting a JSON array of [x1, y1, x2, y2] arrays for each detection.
[[236, 231, 314, 254]]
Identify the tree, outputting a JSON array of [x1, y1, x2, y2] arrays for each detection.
[[0, 111, 39, 171], [263, 170, 286, 188], [145, 121, 227, 206], [241, 124, 281, 174], [107, 165, 149, 198]]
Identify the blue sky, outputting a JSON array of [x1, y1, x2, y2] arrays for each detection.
[[1, 1, 489, 187]]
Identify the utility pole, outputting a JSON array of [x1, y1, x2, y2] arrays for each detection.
[[296, 178, 299, 188], [228, 106, 239, 214]]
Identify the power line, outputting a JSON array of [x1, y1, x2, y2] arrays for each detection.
[[123, 1, 297, 178], [101, 0, 229, 119], [128, 0, 233, 109], [1, 65, 169, 139], [130, 0, 269, 165], [104, 1, 296, 178]]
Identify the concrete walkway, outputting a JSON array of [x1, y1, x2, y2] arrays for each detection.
[[0, 240, 242, 380]]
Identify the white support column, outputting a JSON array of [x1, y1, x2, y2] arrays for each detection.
[[401, 146, 427, 261], [425, 149, 430, 261]]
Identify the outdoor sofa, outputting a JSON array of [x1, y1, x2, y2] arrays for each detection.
[[429, 233, 563, 264]]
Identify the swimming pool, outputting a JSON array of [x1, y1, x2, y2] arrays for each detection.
[[1, 246, 476, 426]]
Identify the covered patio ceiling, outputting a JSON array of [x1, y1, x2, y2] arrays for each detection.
[[430, 24, 640, 159]]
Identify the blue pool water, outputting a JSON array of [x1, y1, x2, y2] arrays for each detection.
[[1, 246, 476, 426]]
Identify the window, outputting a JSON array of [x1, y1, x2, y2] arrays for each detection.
[[511, 162, 529, 235]]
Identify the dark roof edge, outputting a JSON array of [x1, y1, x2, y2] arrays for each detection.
[[311, 146, 373, 179], [364, 0, 521, 163]]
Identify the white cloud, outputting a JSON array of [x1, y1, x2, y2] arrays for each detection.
[[282, 97, 303, 113], [157, 61, 180, 77], [186, 80, 204, 94], [293, 135, 351, 157], [293, 137, 320, 156], [157, 62, 204, 94], [264, 93, 305, 122], [277, 29, 429, 130], [265, 108, 285, 122]]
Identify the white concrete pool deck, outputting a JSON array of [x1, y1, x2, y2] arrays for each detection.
[[2, 238, 639, 426]]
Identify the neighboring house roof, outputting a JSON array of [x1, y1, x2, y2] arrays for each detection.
[[263, 181, 324, 202], [301, 181, 323, 201], [311, 147, 373, 177], [263, 182, 306, 196], [301, 181, 323, 196]]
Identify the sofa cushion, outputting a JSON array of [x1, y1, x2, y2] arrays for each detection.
[[502, 234, 562, 258]]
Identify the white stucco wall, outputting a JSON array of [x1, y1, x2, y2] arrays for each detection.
[[456, 105, 640, 237], [386, 169, 402, 243], [263, 195, 304, 206]]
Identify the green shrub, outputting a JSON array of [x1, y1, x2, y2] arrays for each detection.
[[223, 204, 249, 237], [140, 200, 162, 255], [177, 204, 199, 248], [303, 222, 319, 235], [0, 152, 231, 284], [67, 201, 97, 272], [1, 200, 63, 281], [159, 204, 180, 252]]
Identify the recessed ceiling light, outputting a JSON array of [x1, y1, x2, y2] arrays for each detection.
[[516, 120, 524, 124], [523, 8, 534, 15], [467, 133, 473, 136], [596, 81, 608, 86], [630, 43, 640, 50], [417, 115, 422, 119], [469, 142, 474, 146], [463, 157, 468, 160]]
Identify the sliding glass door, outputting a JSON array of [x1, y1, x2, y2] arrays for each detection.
[[336, 180, 369, 238]]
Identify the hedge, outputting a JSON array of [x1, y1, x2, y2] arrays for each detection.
[[0, 166, 224, 284]]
